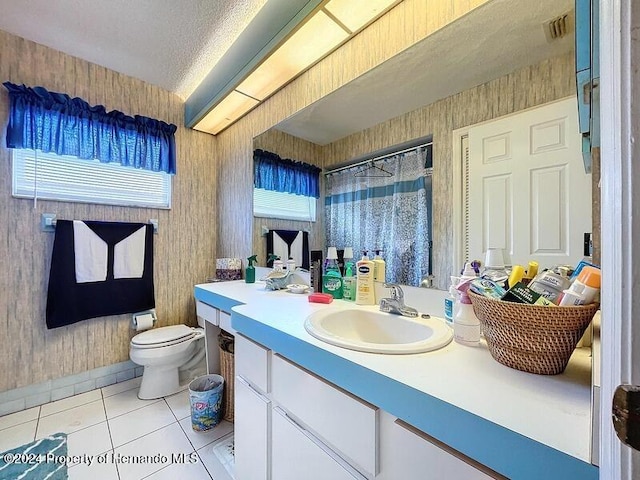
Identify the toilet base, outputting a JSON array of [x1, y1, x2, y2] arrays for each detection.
[[138, 364, 181, 400]]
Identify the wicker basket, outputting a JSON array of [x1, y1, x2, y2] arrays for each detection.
[[218, 331, 235, 422], [468, 291, 599, 375]]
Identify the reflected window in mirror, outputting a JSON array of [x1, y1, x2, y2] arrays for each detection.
[[254, 188, 316, 221], [325, 144, 433, 286], [253, 149, 321, 221]]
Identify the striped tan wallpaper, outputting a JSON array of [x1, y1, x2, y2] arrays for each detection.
[[0, 30, 217, 393]]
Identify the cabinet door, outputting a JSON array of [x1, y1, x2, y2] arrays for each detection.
[[236, 334, 270, 393], [235, 377, 270, 480], [379, 412, 504, 480], [272, 407, 365, 480]]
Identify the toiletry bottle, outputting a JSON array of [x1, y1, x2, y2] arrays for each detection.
[[268, 253, 283, 273], [373, 249, 386, 283], [286, 257, 296, 273], [460, 262, 477, 281], [322, 247, 343, 299], [356, 251, 376, 305], [523, 261, 539, 284], [453, 280, 481, 347], [444, 276, 460, 324], [342, 247, 356, 301], [245, 255, 257, 283], [310, 259, 322, 293], [342, 262, 356, 301], [528, 270, 570, 304], [559, 266, 601, 306], [507, 265, 525, 288]]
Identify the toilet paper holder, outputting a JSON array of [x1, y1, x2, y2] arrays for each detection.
[[132, 309, 157, 331]]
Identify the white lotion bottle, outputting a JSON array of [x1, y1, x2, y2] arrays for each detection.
[[453, 280, 481, 346], [373, 249, 386, 283], [355, 251, 376, 305]]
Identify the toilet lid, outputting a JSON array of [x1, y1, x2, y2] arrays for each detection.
[[131, 325, 195, 347]]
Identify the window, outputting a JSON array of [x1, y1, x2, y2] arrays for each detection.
[[253, 188, 316, 221], [12, 149, 171, 209]]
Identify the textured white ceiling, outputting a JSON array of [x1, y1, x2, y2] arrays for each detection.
[[0, 0, 266, 99]]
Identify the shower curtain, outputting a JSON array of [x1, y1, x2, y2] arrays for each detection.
[[325, 146, 431, 286]]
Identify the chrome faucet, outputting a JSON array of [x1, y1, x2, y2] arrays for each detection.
[[379, 283, 419, 317]]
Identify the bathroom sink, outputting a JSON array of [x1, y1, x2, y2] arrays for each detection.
[[304, 308, 453, 354]]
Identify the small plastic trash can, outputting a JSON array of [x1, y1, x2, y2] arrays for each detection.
[[188, 374, 224, 431]]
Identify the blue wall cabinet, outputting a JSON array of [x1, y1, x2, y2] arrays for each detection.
[[576, 0, 600, 173]]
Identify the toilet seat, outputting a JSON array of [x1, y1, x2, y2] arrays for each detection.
[[131, 325, 199, 349]]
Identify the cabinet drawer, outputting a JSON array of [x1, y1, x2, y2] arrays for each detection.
[[379, 414, 505, 480], [236, 334, 270, 393], [219, 310, 237, 335], [271, 354, 377, 476], [195, 301, 218, 325], [272, 407, 365, 480]]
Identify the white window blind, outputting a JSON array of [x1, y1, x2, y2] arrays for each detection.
[[12, 149, 171, 209], [253, 188, 316, 222]]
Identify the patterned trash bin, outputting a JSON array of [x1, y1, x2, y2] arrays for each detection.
[[189, 374, 224, 431]]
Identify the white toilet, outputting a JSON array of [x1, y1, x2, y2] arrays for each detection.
[[130, 323, 205, 400]]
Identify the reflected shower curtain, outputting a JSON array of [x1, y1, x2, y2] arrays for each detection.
[[325, 147, 431, 286]]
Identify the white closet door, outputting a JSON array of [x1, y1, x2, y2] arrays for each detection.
[[466, 97, 592, 268]]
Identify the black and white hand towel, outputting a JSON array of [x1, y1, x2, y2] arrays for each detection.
[[46, 220, 155, 329], [266, 230, 310, 270]]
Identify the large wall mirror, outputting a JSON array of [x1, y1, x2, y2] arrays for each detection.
[[253, 0, 590, 289]]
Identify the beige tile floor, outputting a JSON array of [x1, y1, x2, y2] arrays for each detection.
[[0, 378, 234, 480]]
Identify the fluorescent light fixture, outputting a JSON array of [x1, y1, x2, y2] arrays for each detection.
[[324, 0, 399, 33], [193, 0, 401, 135], [194, 90, 259, 134], [236, 11, 349, 101]]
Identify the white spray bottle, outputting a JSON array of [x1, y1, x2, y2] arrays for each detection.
[[453, 279, 481, 347]]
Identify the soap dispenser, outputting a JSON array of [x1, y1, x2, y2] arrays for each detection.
[[342, 247, 356, 301], [245, 255, 257, 283]]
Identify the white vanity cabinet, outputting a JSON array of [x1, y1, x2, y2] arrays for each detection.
[[234, 333, 504, 480]]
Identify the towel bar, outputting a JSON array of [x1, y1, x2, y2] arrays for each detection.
[[41, 213, 158, 234]]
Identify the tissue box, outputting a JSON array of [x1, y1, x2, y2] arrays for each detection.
[[215, 258, 242, 281]]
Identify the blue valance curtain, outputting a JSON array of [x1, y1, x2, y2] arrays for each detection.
[[3, 82, 177, 174], [254, 149, 322, 198], [325, 146, 431, 285]]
